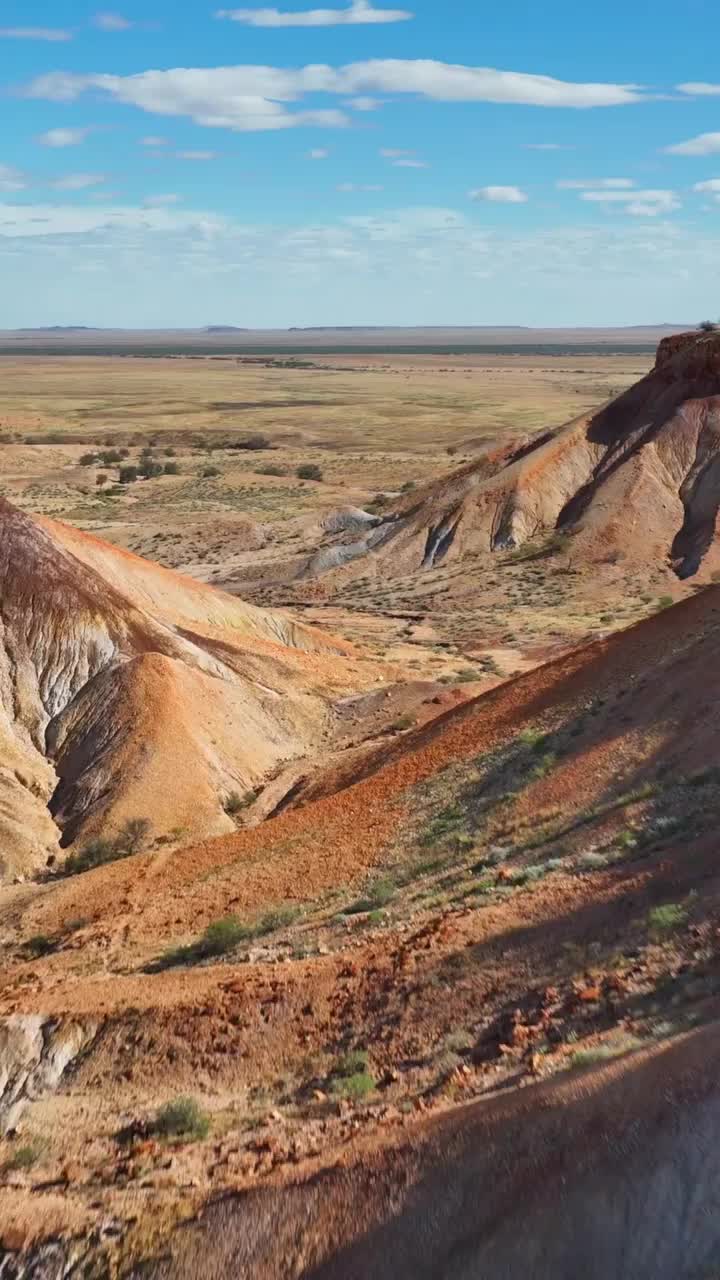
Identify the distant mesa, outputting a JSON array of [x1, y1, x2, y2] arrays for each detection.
[[294, 329, 720, 585], [204, 325, 251, 333]]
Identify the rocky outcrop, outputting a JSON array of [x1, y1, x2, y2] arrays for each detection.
[[296, 331, 720, 585], [0, 1017, 97, 1135]]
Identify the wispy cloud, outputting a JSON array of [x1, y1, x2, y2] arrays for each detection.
[[37, 127, 92, 148], [523, 142, 573, 151], [558, 178, 635, 189], [24, 62, 649, 138], [337, 182, 384, 191], [141, 136, 168, 147], [0, 165, 27, 192], [469, 186, 528, 204], [676, 83, 720, 97], [345, 96, 382, 110], [393, 158, 429, 168], [579, 188, 680, 215], [216, 0, 412, 27], [308, 148, 329, 159], [92, 12, 133, 30], [665, 132, 720, 156], [144, 194, 182, 206], [51, 173, 107, 190], [0, 26, 71, 41], [694, 179, 720, 192], [176, 150, 217, 160]]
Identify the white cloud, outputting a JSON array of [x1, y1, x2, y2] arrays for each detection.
[[558, 178, 635, 190], [0, 202, 718, 329], [345, 96, 382, 110], [337, 182, 384, 191], [308, 148, 329, 158], [0, 165, 27, 192], [677, 83, 720, 97], [37, 127, 92, 148], [665, 132, 720, 156], [176, 150, 217, 160], [580, 188, 680, 216], [144, 194, 182, 206], [23, 62, 648, 138], [51, 174, 107, 190], [523, 142, 573, 151], [694, 179, 720, 192], [0, 202, 226, 238], [393, 159, 429, 168], [92, 12, 133, 30], [141, 136, 168, 146], [469, 186, 528, 204], [215, 0, 412, 27], [0, 26, 71, 41]]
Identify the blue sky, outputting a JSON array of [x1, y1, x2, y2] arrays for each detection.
[[1, 0, 720, 326]]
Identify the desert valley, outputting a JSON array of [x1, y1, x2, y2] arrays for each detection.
[[2, 327, 720, 1276]]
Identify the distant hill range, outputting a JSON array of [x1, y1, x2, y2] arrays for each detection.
[[0, 323, 693, 355]]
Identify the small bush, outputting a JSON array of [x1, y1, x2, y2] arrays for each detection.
[[223, 789, 256, 815], [200, 916, 248, 956], [296, 463, 323, 481], [255, 463, 286, 477], [335, 1049, 369, 1077], [201, 465, 221, 479], [79, 452, 98, 466], [3, 1139, 46, 1171], [62, 818, 150, 876], [139, 458, 163, 479], [24, 934, 56, 958], [699, 320, 718, 332], [99, 449, 122, 465], [391, 714, 415, 732], [154, 1097, 210, 1141], [344, 877, 395, 915], [119, 465, 138, 485], [330, 1071, 375, 1100], [657, 595, 674, 610], [164, 446, 176, 457], [163, 461, 180, 475], [648, 902, 688, 936], [96, 473, 108, 486]]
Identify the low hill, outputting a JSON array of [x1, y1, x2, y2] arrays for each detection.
[[0, 499, 381, 878], [3, 581, 720, 1273]]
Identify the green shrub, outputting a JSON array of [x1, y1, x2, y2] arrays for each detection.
[[657, 595, 674, 610], [154, 1096, 210, 1141], [648, 902, 688, 936], [344, 877, 395, 915], [223, 789, 256, 815], [296, 463, 323, 481], [139, 458, 163, 479], [24, 934, 55, 958], [62, 818, 150, 876], [255, 463, 286, 477], [163, 461, 180, 475], [330, 1071, 375, 1100], [119, 465, 138, 484], [201, 465, 221, 478], [391, 714, 415, 731], [200, 915, 248, 956], [79, 452, 98, 466], [335, 1049, 369, 1077]]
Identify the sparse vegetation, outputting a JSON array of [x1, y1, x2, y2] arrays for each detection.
[[296, 463, 323, 481], [223, 788, 257, 815], [648, 902, 688, 937], [344, 877, 395, 915], [61, 817, 151, 876], [3, 1138, 46, 1171], [153, 1096, 210, 1141]]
